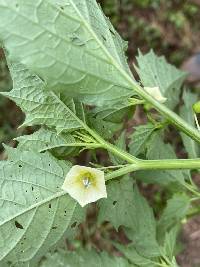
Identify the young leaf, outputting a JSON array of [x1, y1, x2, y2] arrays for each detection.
[[0, 147, 85, 266], [129, 123, 157, 156], [157, 194, 190, 235], [135, 50, 187, 109], [162, 226, 179, 262], [1, 60, 83, 133], [180, 90, 200, 158], [0, 0, 134, 106], [40, 249, 131, 267]]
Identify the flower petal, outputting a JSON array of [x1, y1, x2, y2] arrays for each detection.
[[62, 165, 107, 207]]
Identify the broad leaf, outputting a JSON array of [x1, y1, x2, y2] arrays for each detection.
[[0, 147, 85, 266], [98, 178, 160, 258], [180, 90, 200, 158], [40, 249, 130, 267], [0, 0, 134, 106], [16, 128, 77, 153], [129, 123, 157, 156], [135, 50, 187, 109], [1, 60, 83, 133], [114, 243, 158, 267], [98, 177, 134, 230]]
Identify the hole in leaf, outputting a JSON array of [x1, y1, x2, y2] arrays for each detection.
[[109, 28, 115, 35], [113, 201, 117, 206], [48, 163, 51, 167], [49, 203, 51, 209], [52, 226, 57, 229], [71, 222, 77, 228], [19, 164, 22, 168], [31, 186, 34, 191], [101, 35, 106, 41], [15, 221, 24, 229]]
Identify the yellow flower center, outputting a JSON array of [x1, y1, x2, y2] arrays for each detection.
[[76, 171, 96, 189]]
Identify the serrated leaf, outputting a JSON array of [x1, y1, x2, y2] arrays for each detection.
[[0, 0, 134, 106], [129, 123, 157, 156], [180, 90, 200, 158], [98, 179, 160, 258], [89, 117, 122, 139], [157, 194, 190, 235], [98, 177, 134, 230], [91, 100, 134, 123], [15, 128, 77, 153], [0, 147, 85, 266], [135, 50, 187, 109], [1, 60, 83, 133], [114, 243, 158, 267], [136, 133, 186, 186], [40, 249, 130, 267], [109, 131, 126, 165], [162, 226, 179, 262]]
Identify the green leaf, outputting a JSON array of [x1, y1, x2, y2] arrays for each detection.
[[157, 194, 190, 235], [135, 50, 187, 109], [89, 117, 122, 140], [162, 226, 179, 262], [15, 128, 77, 154], [40, 249, 130, 267], [109, 131, 126, 165], [129, 123, 157, 156], [114, 243, 157, 267], [98, 177, 134, 230], [0, 147, 85, 266], [0, 0, 134, 106], [91, 100, 134, 124], [180, 90, 200, 158], [136, 133, 186, 186], [98, 179, 160, 258], [1, 59, 83, 133]]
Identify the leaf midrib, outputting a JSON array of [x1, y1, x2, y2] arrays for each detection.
[[0, 191, 66, 227]]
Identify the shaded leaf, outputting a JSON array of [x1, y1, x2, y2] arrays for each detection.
[[1, 60, 83, 133], [129, 123, 157, 156], [135, 50, 187, 109], [40, 249, 130, 267]]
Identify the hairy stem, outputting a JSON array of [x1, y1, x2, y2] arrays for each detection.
[[105, 158, 200, 181]]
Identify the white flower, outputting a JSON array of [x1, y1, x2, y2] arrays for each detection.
[[144, 86, 167, 103], [61, 165, 107, 207]]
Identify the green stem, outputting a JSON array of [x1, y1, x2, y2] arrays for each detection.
[[113, 61, 200, 144], [137, 158, 200, 170], [105, 164, 139, 181], [105, 158, 200, 181], [132, 82, 200, 143]]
